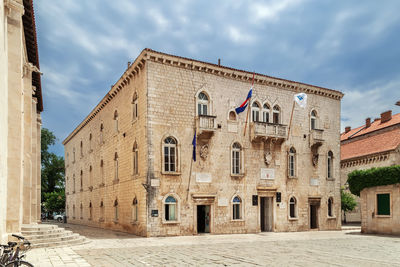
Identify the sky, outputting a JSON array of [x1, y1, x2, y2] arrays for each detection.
[[34, 0, 400, 156]]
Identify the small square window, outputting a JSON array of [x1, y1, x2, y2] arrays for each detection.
[[377, 193, 390, 216]]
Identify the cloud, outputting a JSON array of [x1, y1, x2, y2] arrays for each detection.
[[251, 0, 304, 22], [227, 26, 256, 44]]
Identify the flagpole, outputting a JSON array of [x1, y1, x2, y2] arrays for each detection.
[[287, 99, 295, 139], [243, 72, 255, 136]]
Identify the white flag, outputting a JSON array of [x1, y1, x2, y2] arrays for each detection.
[[294, 93, 307, 108]]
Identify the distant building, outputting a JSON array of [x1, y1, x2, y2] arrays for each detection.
[[63, 49, 343, 237], [340, 111, 400, 222], [0, 0, 43, 242]]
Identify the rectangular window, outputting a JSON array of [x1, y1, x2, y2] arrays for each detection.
[[233, 204, 241, 220], [273, 113, 279, 124], [165, 204, 176, 221], [377, 193, 390, 215], [170, 147, 175, 172], [289, 155, 295, 177]]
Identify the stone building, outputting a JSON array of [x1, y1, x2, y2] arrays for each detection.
[[0, 0, 43, 242], [340, 111, 400, 223], [63, 49, 343, 237]]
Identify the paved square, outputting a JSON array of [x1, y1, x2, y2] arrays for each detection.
[[26, 224, 400, 266]]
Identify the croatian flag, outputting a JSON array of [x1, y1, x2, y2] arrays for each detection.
[[192, 130, 196, 162], [235, 88, 253, 114], [294, 93, 307, 108]]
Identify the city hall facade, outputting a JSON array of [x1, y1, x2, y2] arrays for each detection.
[[63, 49, 343, 237]]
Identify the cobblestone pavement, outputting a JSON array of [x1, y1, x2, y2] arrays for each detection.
[[26, 224, 400, 267]]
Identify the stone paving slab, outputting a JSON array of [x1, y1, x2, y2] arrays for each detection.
[[25, 224, 400, 267]]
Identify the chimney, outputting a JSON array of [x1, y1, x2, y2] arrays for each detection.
[[380, 110, 392, 123], [218, 58, 221, 66], [365, 118, 371, 128], [345, 126, 351, 133]]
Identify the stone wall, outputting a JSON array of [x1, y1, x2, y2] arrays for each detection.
[[360, 184, 400, 235]]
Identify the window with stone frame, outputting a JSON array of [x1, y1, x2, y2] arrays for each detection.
[[100, 159, 104, 185], [262, 103, 270, 123], [376, 193, 390, 216], [163, 137, 177, 173], [89, 133, 92, 152], [80, 170, 83, 191], [251, 102, 260, 122], [89, 165, 93, 188], [327, 151, 334, 179], [289, 197, 297, 218], [273, 105, 280, 124], [229, 110, 237, 121], [114, 110, 119, 133], [114, 152, 119, 181], [232, 196, 242, 220], [132, 142, 138, 175], [288, 147, 296, 178], [132, 197, 138, 222], [231, 142, 242, 175], [164, 195, 177, 221], [132, 92, 138, 121], [99, 123, 104, 144], [114, 199, 119, 222], [197, 92, 209, 116], [310, 110, 317, 130], [89, 202, 93, 220], [328, 197, 334, 217]]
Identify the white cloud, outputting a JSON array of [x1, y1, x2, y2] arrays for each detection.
[[227, 26, 256, 44], [147, 8, 169, 30], [251, 0, 304, 22]]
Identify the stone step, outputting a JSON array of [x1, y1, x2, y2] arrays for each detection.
[[23, 230, 73, 241], [21, 224, 58, 232], [22, 228, 67, 236], [31, 236, 88, 249], [29, 233, 81, 245]]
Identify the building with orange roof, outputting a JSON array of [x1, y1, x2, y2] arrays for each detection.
[[340, 110, 400, 223]]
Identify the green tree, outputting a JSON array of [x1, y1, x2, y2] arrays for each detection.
[[41, 128, 65, 213], [341, 187, 357, 224]]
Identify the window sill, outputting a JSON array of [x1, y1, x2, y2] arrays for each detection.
[[231, 219, 244, 222], [231, 174, 245, 178], [287, 176, 298, 179], [131, 221, 139, 225], [113, 179, 119, 184], [161, 171, 181, 176], [162, 220, 180, 225], [327, 216, 336, 220], [326, 178, 335, 181], [376, 215, 391, 218], [132, 174, 139, 179], [288, 217, 298, 221]]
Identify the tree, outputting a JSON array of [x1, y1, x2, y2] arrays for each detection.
[[41, 128, 65, 213], [341, 187, 357, 224]]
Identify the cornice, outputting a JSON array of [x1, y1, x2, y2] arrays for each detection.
[[4, 0, 24, 15], [63, 48, 344, 145]]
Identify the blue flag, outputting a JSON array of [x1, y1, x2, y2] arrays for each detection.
[[235, 88, 252, 114], [192, 130, 196, 162]]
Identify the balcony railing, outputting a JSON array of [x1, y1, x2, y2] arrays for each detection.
[[311, 129, 324, 141], [197, 115, 217, 133], [251, 122, 287, 141]]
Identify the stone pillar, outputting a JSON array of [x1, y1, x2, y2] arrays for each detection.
[[30, 97, 38, 223], [36, 115, 42, 222], [22, 68, 33, 224], [6, 0, 25, 233]]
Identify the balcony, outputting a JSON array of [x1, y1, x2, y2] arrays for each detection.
[[310, 129, 324, 148], [196, 115, 217, 136], [250, 122, 287, 142]]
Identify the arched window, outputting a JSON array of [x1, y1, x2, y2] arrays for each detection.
[[164, 196, 177, 221], [229, 111, 236, 121], [89, 202, 93, 220], [100, 123, 104, 144], [73, 174, 76, 193], [132, 197, 138, 222], [289, 197, 297, 218], [163, 137, 177, 172], [273, 105, 280, 124], [328, 197, 334, 217], [133, 142, 138, 175], [197, 92, 209, 116], [80, 203, 83, 219], [100, 159, 104, 185], [89, 165, 93, 188], [232, 196, 242, 220], [232, 142, 242, 175], [132, 92, 138, 121], [114, 153, 119, 181], [288, 147, 296, 178], [262, 103, 270, 123], [251, 102, 260, 122], [100, 200, 104, 221], [114, 199, 119, 221], [89, 133, 92, 151], [114, 110, 119, 133], [327, 151, 333, 179], [311, 110, 317, 130], [80, 170, 83, 191]]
